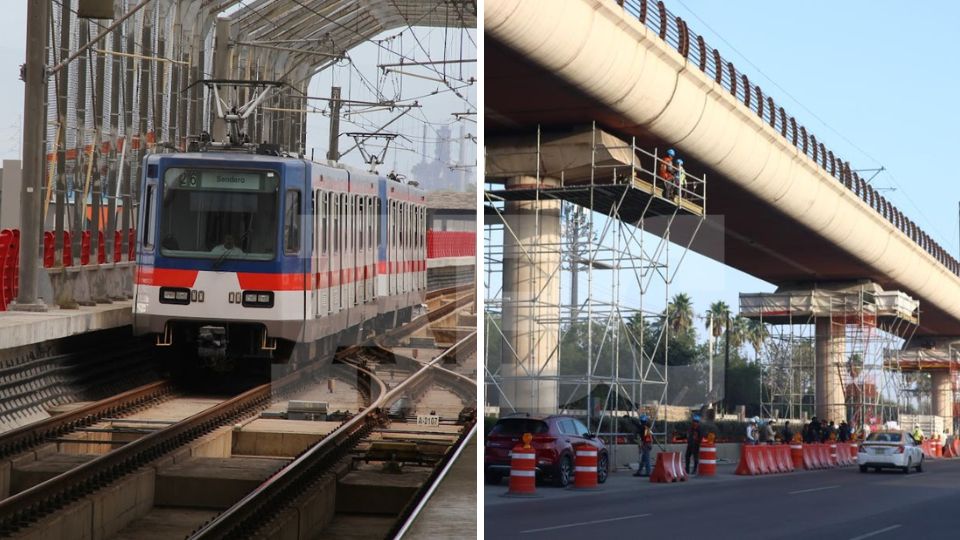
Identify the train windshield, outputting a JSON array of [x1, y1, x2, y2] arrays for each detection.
[[158, 167, 279, 261]]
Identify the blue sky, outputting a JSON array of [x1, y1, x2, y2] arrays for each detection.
[[629, 0, 960, 322], [485, 0, 960, 338]]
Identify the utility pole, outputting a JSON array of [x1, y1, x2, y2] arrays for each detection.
[[13, 0, 49, 311], [326, 86, 341, 161]]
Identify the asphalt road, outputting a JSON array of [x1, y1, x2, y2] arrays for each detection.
[[484, 460, 960, 539]]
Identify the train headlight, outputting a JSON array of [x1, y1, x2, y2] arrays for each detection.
[[159, 287, 190, 305], [241, 290, 274, 308]]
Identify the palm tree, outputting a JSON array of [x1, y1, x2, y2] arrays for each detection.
[[729, 316, 750, 351], [746, 319, 769, 360], [667, 293, 694, 336], [705, 301, 730, 339]]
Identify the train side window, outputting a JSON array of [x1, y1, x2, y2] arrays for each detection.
[[284, 190, 301, 254], [357, 197, 364, 250], [143, 184, 155, 249], [320, 191, 328, 254], [332, 193, 339, 254]]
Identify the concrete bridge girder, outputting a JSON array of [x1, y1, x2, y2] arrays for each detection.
[[485, 0, 960, 335]]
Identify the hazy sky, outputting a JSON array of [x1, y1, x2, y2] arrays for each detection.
[[0, 3, 475, 183]]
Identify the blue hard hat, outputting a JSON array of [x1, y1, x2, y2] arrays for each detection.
[[666, 149, 676, 157], [692, 414, 701, 422], [676, 159, 684, 165], [639, 414, 649, 423]]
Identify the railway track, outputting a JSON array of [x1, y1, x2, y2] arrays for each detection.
[[0, 286, 476, 538], [188, 331, 477, 539]]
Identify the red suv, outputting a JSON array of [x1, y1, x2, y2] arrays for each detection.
[[484, 414, 609, 487]]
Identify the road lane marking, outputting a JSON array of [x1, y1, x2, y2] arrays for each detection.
[[788, 485, 839, 495], [848, 524, 902, 540], [520, 514, 652, 533]]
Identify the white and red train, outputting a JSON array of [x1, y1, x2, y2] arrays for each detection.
[[132, 151, 426, 368]]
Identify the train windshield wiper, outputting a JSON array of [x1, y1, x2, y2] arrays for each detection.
[[212, 247, 235, 270]]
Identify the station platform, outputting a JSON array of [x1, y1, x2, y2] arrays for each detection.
[[402, 430, 476, 539], [0, 301, 132, 350]]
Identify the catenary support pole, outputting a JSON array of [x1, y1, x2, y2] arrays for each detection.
[[13, 0, 49, 311]]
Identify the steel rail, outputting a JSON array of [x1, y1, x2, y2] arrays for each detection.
[[392, 423, 477, 539], [189, 331, 477, 539], [0, 379, 174, 461]]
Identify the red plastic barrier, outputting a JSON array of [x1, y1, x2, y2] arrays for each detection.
[[80, 231, 91, 265], [829, 443, 838, 466], [777, 445, 794, 472], [735, 445, 759, 476], [43, 232, 54, 268], [0, 229, 13, 311], [63, 231, 73, 267], [97, 231, 106, 264], [114, 231, 122, 262], [651, 452, 686, 482]]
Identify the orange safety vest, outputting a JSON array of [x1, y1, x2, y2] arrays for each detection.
[[658, 156, 674, 180]]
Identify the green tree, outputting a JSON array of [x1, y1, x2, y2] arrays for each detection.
[[668, 293, 695, 336], [746, 319, 769, 360], [728, 315, 750, 351]]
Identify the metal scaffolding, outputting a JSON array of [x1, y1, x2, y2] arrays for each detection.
[[484, 125, 707, 453], [740, 283, 919, 430]]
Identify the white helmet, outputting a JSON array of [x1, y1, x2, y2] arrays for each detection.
[[752, 416, 760, 424]]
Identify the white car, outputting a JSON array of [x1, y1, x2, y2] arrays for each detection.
[[857, 431, 923, 473]]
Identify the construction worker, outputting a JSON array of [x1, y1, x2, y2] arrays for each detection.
[[763, 419, 776, 444], [686, 414, 703, 474], [659, 148, 677, 198], [912, 424, 924, 444], [676, 158, 687, 200], [746, 417, 758, 445], [782, 421, 794, 444], [634, 414, 654, 477]]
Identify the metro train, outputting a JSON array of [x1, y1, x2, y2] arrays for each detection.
[[132, 148, 427, 370]]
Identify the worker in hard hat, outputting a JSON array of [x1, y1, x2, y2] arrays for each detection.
[[633, 413, 654, 477], [746, 417, 759, 445], [675, 158, 687, 201], [686, 414, 703, 474], [912, 424, 924, 444], [659, 148, 677, 198]]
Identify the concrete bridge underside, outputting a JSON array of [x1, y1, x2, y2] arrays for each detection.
[[485, 0, 960, 338]]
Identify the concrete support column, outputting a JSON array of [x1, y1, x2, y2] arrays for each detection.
[[501, 175, 561, 414], [932, 371, 953, 430], [815, 318, 847, 423]]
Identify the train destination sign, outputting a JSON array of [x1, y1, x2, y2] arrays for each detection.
[[165, 168, 278, 191]]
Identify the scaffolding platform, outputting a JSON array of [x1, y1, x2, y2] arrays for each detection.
[[486, 177, 704, 222], [740, 283, 919, 328]]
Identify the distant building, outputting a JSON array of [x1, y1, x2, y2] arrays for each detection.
[[410, 125, 473, 192]]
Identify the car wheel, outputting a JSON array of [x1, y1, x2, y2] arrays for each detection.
[[484, 471, 503, 485], [597, 452, 609, 484], [917, 456, 923, 473], [859, 465, 867, 473], [555, 454, 573, 487], [902, 458, 911, 474]]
